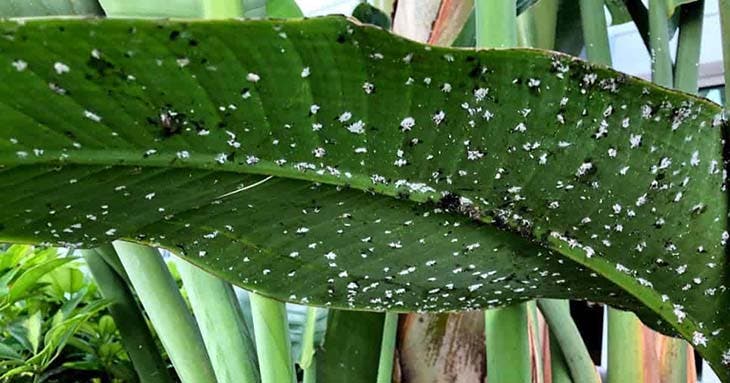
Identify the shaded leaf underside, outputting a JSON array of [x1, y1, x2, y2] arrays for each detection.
[[0, 16, 727, 375]]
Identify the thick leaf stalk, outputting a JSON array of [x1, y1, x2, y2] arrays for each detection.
[[113, 241, 216, 383], [249, 293, 296, 383], [549, 332, 573, 383], [517, 0, 559, 49], [376, 312, 398, 383], [579, 0, 612, 66], [538, 299, 599, 383], [299, 306, 319, 375], [484, 305, 531, 383], [202, 0, 242, 19], [82, 247, 173, 383], [674, 0, 705, 92], [607, 309, 645, 383], [177, 259, 259, 383], [649, 0, 674, 87], [475, 0, 517, 47]]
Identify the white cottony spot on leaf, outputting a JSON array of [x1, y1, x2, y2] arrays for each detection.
[[83, 110, 102, 122], [339, 112, 352, 122], [12, 60, 27, 71], [53, 62, 70, 74], [692, 331, 708, 347], [347, 120, 365, 134], [400, 117, 415, 131]]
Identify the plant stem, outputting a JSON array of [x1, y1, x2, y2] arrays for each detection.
[[484, 305, 531, 383], [721, 0, 730, 107], [249, 293, 296, 383], [303, 357, 317, 383], [607, 309, 644, 383], [475, 0, 517, 48], [527, 301, 544, 383], [674, 0, 705, 92], [176, 259, 259, 383], [579, 0, 612, 66], [82, 247, 173, 383], [202, 0, 242, 18], [537, 299, 599, 383], [549, 330, 573, 383], [517, 0, 558, 49], [517, 9, 536, 48], [376, 312, 398, 383], [649, 0, 673, 87], [94, 244, 130, 285], [113, 241, 215, 383], [299, 306, 318, 371]]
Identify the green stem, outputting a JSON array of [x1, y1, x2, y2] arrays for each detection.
[[722, 0, 730, 107], [674, 0, 705, 93], [517, 10, 536, 48], [649, 0, 674, 87], [94, 244, 130, 285], [579, 0, 612, 66], [537, 300, 599, 383], [176, 260, 259, 383], [475, 0, 517, 48], [202, 0, 242, 18], [249, 293, 295, 383], [527, 302, 544, 383], [517, 0, 558, 49], [607, 308, 644, 383], [299, 306, 318, 370], [376, 312, 398, 383], [82, 247, 173, 383], [549, 330, 573, 383], [302, 357, 317, 383], [113, 241, 215, 383], [484, 305, 531, 383]]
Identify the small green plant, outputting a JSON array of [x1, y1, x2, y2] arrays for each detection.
[[0, 245, 132, 383]]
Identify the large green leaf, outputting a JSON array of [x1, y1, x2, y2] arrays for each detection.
[[0, 16, 728, 377]]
